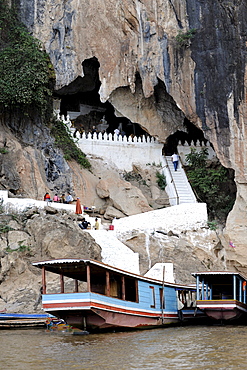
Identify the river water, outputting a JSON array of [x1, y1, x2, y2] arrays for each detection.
[[1, 325, 246, 369]]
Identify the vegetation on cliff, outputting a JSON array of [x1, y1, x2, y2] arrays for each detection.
[[50, 117, 91, 169], [0, 1, 54, 113], [0, 1, 90, 169], [185, 148, 236, 222]]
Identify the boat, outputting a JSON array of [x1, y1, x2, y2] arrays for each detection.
[[0, 312, 50, 328], [192, 271, 247, 321], [32, 258, 200, 332]]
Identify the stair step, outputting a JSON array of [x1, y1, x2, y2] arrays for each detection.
[[164, 156, 196, 204]]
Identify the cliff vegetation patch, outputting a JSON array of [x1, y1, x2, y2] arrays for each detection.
[[175, 28, 197, 47], [50, 117, 91, 169], [156, 171, 167, 190], [0, 1, 54, 113], [185, 148, 235, 222]]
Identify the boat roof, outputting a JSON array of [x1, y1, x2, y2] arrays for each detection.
[[192, 271, 247, 282], [33, 258, 192, 290]]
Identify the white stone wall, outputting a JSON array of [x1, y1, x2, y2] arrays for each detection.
[[0, 190, 78, 213], [74, 132, 164, 172], [0, 191, 102, 229], [56, 113, 164, 172], [178, 141, 217, 165], [88, 230, 140, 274], [144, 263, 175, 283], [113, 203, 208, 235]]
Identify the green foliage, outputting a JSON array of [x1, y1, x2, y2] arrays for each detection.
[[0, 199, 4, 214], [208, 220, 217, 231], [0, 147, 8, 154], [0, 1, 54, 112], [0, 224, 13, 233], [6, 240, 31, 253], [51, 117, 91, 169], [156, 171, 167, 190], [185, 148, 235, 221], [17, 241, 30, 252], [185, 147, 208, 168], [176, 28, 197, 47]]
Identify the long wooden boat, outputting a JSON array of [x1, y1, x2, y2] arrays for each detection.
[[192, 271, 247, 321], [0, 313, 50, 328], [33, 259, 201, 332]]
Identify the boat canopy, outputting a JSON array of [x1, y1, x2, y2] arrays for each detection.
[[192, 271, 247, 285], [192, 271, 247, 302], [33, 258, 191, 289]]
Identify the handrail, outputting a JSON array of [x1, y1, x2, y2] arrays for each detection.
[[179, 158, 199, 202], [163, 156, 179, 205]]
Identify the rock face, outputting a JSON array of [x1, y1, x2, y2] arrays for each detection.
[[0, 114, 72, 199], [0, 205, 227, 312], [0, 119, 162, 219], [15, 0, 247, 262], [3, 1, 246, 271], [118, 228, 225, 284], [0, 208, 101, 312]]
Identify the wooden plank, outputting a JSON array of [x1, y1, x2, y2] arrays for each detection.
[[42, 266, 46, 294]]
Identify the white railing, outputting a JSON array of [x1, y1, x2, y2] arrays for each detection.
[[55, 113, 164, 172], [72, 130, 157, 144], [55, 112, 158, 145], [177, 140, 216, 165]]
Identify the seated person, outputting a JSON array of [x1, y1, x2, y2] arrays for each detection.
[[44, 192, 52, 202], [53, 194, 60, 202], [79, 218, 89, 230], [66, 192, 73, 204]]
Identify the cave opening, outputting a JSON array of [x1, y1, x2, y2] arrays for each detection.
[[54, 57, 146, 137], [164, 118, 237, 222], [163, 118, 208, 156]]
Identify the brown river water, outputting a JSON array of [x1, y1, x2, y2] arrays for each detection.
[[1, 325, 247, 369]]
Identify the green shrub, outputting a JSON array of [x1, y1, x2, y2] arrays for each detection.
[[176, 28, 197, 47], [50, 117, 91, 169], [0, 1, 54, 113], [185, 148, 235, 221], [0, 224, 13, 233], [6, 241, 31, 253], [156, 171, 167, 190], [0, 147, 8, 154], [207, 220, 217, 231]]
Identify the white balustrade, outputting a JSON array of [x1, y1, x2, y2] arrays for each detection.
[[177, 139, 217, 164], [54, 112, 158, 146]]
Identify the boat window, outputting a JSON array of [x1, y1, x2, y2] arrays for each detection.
[[149, 286, 155, 308], [77, 281, 88, 292], [125, 277, 138, 302], [91, 272, 106, 295], [109, 273, 122, 299], [159, 288, 165, 309], [178, 290, 195, 308]]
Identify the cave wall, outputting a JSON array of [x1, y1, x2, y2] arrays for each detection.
[[0, 109, 74, 198], [13, 0, 247, 267], [16, 0, 247, 157]]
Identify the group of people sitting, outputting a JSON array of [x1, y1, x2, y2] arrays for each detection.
[[79, 217, 100, 230], [43, 192, 74, 204]]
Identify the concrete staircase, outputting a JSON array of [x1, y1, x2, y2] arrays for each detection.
[[87, 230, 139, 274], [165, 156, 197, 204]]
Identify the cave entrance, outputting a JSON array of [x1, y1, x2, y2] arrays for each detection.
[[163, 118, 208, 156], [54, 57, 146, 137]]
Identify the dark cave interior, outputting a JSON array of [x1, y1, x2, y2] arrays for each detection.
[[54, 57, 147, 137], [164, 119, 208, 156], [54, 57, 208, 153]]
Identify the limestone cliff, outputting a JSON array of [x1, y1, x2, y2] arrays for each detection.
[[15, 5, 246, 234], [0, 207, 101, 312], [4, 0, 247, 270], [0, 206, 225, 313]]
